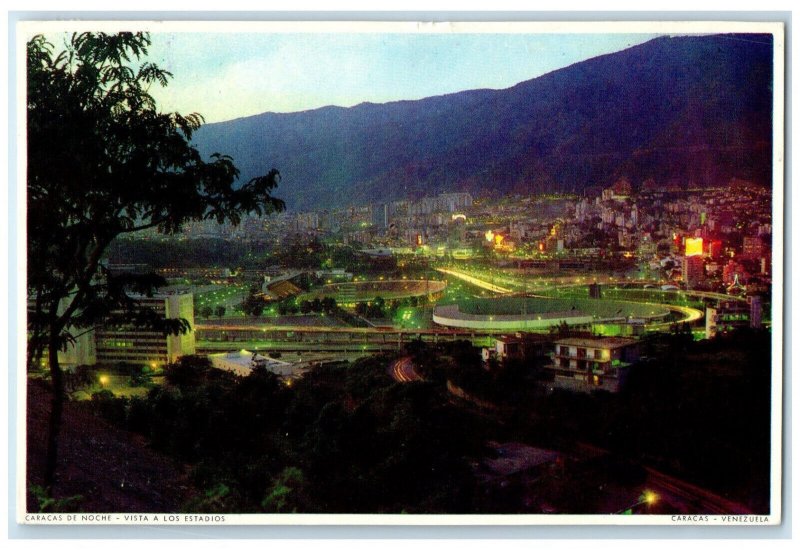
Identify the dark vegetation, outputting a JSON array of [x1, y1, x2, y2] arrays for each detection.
[[106, 237, 254, 269], [411, 329, 772, 512], [82, 355, 483, 513], [27, 32, 283, 497], [607, 329, 772, 512], [63, 328, 772, 513], [106, 234, 416, 276]]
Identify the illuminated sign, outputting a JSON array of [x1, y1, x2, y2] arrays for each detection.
[[685, 237, 703, 257]]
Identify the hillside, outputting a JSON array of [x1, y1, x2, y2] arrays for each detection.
[[192, 34, 774, 210], [26, 380, 196, 513]]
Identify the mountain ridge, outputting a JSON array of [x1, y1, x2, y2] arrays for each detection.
[[192, 34, 774, 210]]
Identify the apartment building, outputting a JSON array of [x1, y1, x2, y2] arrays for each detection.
[[546, 336, 639, 393]]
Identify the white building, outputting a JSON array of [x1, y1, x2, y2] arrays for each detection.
[[209, 350, 294, 378]]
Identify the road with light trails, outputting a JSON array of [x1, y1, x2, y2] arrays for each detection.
[[644, 466, 753, 515], [574, 442, 753, 515], [388, 356, 423, 383], [651, 303, 704, 326], [435, 268, 512, 294]]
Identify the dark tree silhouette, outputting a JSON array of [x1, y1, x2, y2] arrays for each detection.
[[241, 293, 265, 317], [26, 32, 284, 495]]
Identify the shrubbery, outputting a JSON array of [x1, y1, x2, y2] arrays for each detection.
[[85, 354, 481, 513]]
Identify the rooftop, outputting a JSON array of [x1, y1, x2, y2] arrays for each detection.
[[555, 336, 637, 349]]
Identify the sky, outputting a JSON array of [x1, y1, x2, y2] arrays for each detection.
[[139, 31, 663, 123]]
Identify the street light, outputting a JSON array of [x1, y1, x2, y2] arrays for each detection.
[[642, 490, 658, 506], [616, 490, 659, 514]]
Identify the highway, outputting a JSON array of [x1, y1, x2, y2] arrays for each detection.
[[435, 268, 513, 294], [195, 321, 498, 354], [388, 356, 423, 383]]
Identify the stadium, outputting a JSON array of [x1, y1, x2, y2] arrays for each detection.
[[302, 279, 447, 305], [432, 296, 673, 331]]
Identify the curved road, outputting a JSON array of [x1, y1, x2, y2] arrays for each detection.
[[438, 267, 704, 326], [645, 466, 753, 515], [388, 356, 423, 383]]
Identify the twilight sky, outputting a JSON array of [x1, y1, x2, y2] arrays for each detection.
[[140, 31, 662, 123]]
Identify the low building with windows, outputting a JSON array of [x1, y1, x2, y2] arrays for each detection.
[[705, 296, 762, 338], [482, 333, 552, 366], [546, 336, 640, 393]]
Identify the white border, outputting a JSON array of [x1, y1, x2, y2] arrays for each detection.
[[13, 19, 786, 527], [17, 20, 784, 35]]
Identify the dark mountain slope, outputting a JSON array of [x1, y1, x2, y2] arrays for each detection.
[[26, 380, 196, 512], [193, 34, 773, 210]]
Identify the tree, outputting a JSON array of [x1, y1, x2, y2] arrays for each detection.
[[27, 32, 284, 493], [320, 296, 337, 314], [215, 305, 227, 319], [241, 294, 265, 317]]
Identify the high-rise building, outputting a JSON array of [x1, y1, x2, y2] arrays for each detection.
[[748, 295, 763, 329], [713, 299, 751, 332], [742, 236, 764, 259], [682, 255, 704, 289], [708, 240, 723, 259], [93, 293, 196, 366], [29, 292, 196, 369], [722, 260, 748, 285], [371, 203, 389, 229], [684, 237, 704, 257]]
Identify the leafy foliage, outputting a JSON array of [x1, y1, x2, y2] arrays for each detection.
[[87, 354, 482, 513], [80, 328, 772, 513], [29, 484, 83, 513], [27, 31, 284, 364], [27, 31, 283, 493]]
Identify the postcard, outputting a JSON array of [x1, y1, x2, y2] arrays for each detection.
[[15, 19, 785, 526]]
